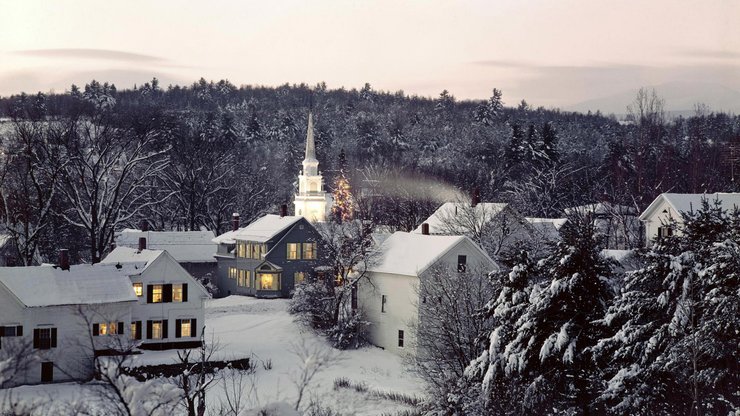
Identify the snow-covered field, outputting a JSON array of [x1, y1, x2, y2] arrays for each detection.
[[1, 296, 425, 415]]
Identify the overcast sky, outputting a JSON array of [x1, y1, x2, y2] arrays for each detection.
[[1, 0, 738, 109]]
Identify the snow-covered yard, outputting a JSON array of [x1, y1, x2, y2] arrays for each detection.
[[1, 296, 425, 415]]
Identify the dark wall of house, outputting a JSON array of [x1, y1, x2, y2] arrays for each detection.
[[180, 262, 217, 282]]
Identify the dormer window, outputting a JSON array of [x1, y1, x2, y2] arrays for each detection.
[[133, 282, 143, 297]]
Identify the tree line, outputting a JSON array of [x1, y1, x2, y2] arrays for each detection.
[[1, 79, 738, 263]]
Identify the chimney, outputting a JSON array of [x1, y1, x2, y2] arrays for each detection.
[[140, 219, 149, 232], [58, 249, 70, 271], [471, 188, 480, 207], [138, 237, 147, 251], [280, 204, 288, 218], [421, 223, 430, 235], [232, 213, 240, 231]]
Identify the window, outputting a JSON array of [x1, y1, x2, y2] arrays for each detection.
[[93, 322, 123, 336], [287, 243, 300, 260], [658, 226, 673, 238], [381, 295, 387, 313], [152, 321, 163, 339], [252, 243, 260, 259], [0, 325, 22, 337], [33, 328, 56, 350], [260, 244, 268, 257], [238, 270, 250, 287], [294, 272, 305, 286], [398, 330, 404, 348], [131, 321, 142, 340], [237, 241, 248, 258], [173, 284, 184, 302], [133, 282, 143, 297], [351, 284, 358, 310], [152, 285, 163, 303], [457, 255, 467, 273], [259, 273, 280, 290], [302, 242, 317, 260], [176, 319, 197, 338], [229, 267, 238, 279]]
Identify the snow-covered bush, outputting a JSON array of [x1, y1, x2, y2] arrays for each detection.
[[325, 311, 369, 350]]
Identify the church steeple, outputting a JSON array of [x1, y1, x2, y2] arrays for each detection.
[[294, 112, 332, 222], [302, 112, 319, 176]]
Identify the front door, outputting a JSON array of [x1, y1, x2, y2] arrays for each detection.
[[41, 362, 53, 383]]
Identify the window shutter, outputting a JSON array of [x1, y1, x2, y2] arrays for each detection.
[[92, 323, 99, 336], [182, 284, 188, 302], [146, 320, 153, 339], [162, 320, 168, 339], [192, 319, 197, 338], [33, 329, 40, 348], [16, 326, 22, 337], [117, 322, 124, 335], [175, 319, 182, 338], [136, 321, 142, 340], [0, 327, 5, 337], [163, 284, 173, 303], [51, 328, 57, 348], [147, 285, 154, 303]]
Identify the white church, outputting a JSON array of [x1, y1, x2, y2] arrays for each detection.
[[294, 113, 333, 222]]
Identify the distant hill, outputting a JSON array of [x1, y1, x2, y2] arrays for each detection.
[[567, 81, 740, 117]]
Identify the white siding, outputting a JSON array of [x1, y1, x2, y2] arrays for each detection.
[[643, 199, 683, 247]]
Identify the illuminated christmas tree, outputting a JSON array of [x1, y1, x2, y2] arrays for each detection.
[[331, 149, 354, 223]]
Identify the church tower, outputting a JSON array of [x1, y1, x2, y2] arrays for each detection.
[[294, 113, 332, 222]]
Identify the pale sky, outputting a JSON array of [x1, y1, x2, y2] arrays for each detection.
[[1, 0, 739, 110]]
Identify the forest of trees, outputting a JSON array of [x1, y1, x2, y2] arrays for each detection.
[[0, 78, 738, 264]]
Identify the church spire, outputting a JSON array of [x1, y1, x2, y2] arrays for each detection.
[[304, 112, 317, 162]]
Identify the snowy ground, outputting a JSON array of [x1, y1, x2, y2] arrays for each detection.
[[1, 296, 425, 415]]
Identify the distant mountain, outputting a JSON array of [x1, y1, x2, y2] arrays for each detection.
[[567, 81, 740, 117]]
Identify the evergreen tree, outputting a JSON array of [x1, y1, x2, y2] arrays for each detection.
[[331, 149, 354, 223], [594, 200, 740, 415]]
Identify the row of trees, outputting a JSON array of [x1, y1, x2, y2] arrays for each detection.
[[1, 79, 738, 264], [414, 201, 738, 415]]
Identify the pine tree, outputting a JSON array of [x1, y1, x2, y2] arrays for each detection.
[[594, 200, 740, 415], [331, 149, 354, 223]]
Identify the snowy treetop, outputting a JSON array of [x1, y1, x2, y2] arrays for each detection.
[[212, 214, 304, 244], [116, 229, 216, 263], [0, 263, 137, 307]]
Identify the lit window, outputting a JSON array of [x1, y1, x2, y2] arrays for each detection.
[[294, 272, 305, 285], [237, 241, 248, 258], [152, 285, 163, 303], [302, 242, 316, 260], [238, 270, 250, 287], [398, 330, 404, 348], [173, 284, 183, 302], [99, 323, 108, 335], [152, 321, 163, 339], [133, 282, 143, 297], [259, 273, 280, 290], [261, 244, 268, 257], [287, 243, 300, 260], [252, 243, 260, 259], [181, 319, 192, 337], [228, 267, 238, 279], [130, 322, 138, 340]]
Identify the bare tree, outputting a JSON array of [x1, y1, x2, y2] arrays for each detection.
[[288, 340, 340, 411], [54, 114, 170, 262], [0, 120, 66, 265], [175, 331, 220, 416]]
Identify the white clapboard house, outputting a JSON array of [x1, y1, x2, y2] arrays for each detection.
[[100, 244, 209, 350], [639, 192, 740, 247], [358, 229, 498, 356], [0, 253, 137, 386]]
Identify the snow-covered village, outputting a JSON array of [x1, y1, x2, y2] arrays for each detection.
[[0, 2, 739, 415]]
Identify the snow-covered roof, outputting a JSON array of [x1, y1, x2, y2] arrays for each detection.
[[564, 202, 637, 216], [525, 217, 568, 229], [99, 247, 165, 275], [525, 217, 567, 241], [213, 215, 304, 245], [412, 202, 509, 235], [369, 231, 491, 277], [0, 264, 137, 307], [116, 229, 216, 263], [639, 193, 740, 221]]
